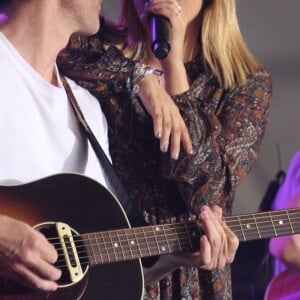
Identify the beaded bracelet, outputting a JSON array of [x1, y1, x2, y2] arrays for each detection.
[[131, 62, 163, 95]]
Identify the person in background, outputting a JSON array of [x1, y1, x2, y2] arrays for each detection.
[[58, 0, 272, 298], [269, 150, 300, 272], [266, 150, 300, 299]]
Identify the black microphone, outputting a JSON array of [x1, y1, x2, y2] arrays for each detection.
[[149, 14, 171, 60]]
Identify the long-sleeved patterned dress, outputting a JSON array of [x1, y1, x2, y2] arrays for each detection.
[[58, 24, 272, 299]]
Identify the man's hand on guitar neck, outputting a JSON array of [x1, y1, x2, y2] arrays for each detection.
[[143, 205, 239, 285], [0, 215, 61, 291], [178, 205, 239, 269]]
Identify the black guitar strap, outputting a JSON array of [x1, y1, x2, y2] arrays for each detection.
[[60, 75, 146, 228]]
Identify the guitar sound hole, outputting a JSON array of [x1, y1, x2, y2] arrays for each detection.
[[38, 223, 89, 286]]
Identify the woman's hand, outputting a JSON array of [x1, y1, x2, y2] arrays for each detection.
[[144, 0, 187, 63], [143, 0, 192, 105], [137, 1, 194, 156], [0, 215, 61, 291], [138, 74, 193, 159]]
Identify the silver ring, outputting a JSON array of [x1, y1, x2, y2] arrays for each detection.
[[145, 0, 151, 9], [176, 3, 182, 16]]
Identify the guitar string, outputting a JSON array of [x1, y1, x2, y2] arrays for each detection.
[[52, 227, 300, 268], [53, 222, 300, 269], [48, 219, 300, 255], [48, 214, 300, 269], [46, 210, 300, 247], [47, 212, 300, 255], [48, 215, 300, 251]]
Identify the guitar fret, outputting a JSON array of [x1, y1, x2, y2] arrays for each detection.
[[84, 233, 96, 265], [108, 231, 124, 262], [226, 217, 240, 240], [272, 212, 284, 236], [177, 223, 194, 251], [269, 211, 278, 237], [139, 227, 152, 256], [237, 216, 246, 241], [172, 224, 184, 252], [239, 215, 255, 240], [190, 222, 201, 249], [271, 211, 293, 237], [152, 226, 165, 254], [93, 233, 103, 264], [161, 225, 171, 253], [141, 227, 152, 257], [184, 222, 193, 249], [127, 229, 140, 259], [133, 228, 143, 258], [286, 210, 295, 234], [116, 230, 126, 261], [100, 231, 114, 263], [142, 227, 156, 256], [123, 229, 134, 260], [135, 227, 150, 257], [92, 233, 99, 264], [253, 214, 261, 239], [172, 223, 183, 252], [167, 223, 186, 252]]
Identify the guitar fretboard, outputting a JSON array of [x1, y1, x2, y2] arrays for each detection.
[[81, 208, 300, 266]]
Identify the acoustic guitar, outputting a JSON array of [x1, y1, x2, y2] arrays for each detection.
[[0, 173, 299, 300]]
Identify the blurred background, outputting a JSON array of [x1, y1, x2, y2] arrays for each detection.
[[101, 1, 300, 298]]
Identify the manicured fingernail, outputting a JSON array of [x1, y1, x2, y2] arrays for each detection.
[[189, 147, 194, 155], [162, 145, 168, 152], [173, 152, 179, 160], [201, 210, 209, 219], [156, 131, 162, 139]]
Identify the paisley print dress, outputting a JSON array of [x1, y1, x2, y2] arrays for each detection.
[[58, 24, 272, 299]]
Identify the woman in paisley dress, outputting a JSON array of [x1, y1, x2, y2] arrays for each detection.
[[58, 0, 272, 298]]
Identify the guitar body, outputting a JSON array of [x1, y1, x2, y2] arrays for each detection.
[[0, 173, 143, 300], [264, 270, 300, 300]]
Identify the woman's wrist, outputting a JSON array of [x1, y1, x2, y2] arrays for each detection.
[[131, 62, 163, 95], [163, 64, 190, 95]]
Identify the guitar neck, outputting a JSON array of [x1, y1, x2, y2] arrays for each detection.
[[81, 207, 300, 266], [225, 207, 300, 241]]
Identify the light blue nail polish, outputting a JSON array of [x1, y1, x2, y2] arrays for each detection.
[[156, 131, 162, 139], [189, 147, 194, 155], [163, 145, 168, 153], [174, 152, 179, 160]]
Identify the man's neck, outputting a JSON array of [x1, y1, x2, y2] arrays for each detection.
[[0, 2, 71, 85]]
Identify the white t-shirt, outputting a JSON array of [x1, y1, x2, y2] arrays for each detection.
[[0, 32, 110, 189]]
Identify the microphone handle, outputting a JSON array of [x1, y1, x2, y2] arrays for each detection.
[[150, 15, 171, 60]]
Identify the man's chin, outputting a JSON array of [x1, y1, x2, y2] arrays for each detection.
[[79, 23, 101, 36]]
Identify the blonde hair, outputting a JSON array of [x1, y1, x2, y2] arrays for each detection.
[[118, 0, 261, 89]]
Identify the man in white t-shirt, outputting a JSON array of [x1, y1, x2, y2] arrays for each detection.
[[0, 0, 108, 292]]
